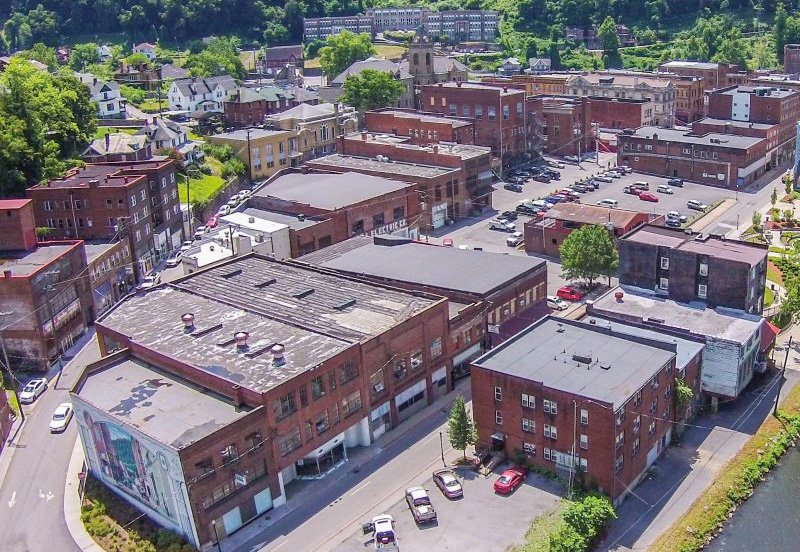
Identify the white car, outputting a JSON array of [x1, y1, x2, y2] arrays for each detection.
[[547, 295, 569, 311], [180, 240, 194, 252], [217, 205, 231, 216], [506, 231, 524, 246], [489, 219, 516, 232], [19, 378, 48, 404], [49, 403, 74, 433], [137, 273, 160, 291], [687, 199, 707, 211], [667, 211, 689, 223], [596, 199, 618, 208], [165, 250, 183, 267], [193, 226, 208, 241], [618, 165, 633, 173], [565, 155, 579, 162], [594, 175, 613, 183], [237, 189, 252, 200], [371, 514, 399, 551], [657, 185, 674, 194], [547, 160, 566, 169]]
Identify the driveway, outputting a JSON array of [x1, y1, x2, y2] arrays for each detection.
[[333, 463, 563, 552]]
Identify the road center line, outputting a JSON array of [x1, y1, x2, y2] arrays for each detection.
[[349, 480, 371, 496]]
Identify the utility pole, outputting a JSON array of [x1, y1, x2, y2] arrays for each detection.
[[184, 174, 192, 237], [439, 431, 446, 467], [0, 312, 24, 423], [774, 335, 793, 417], [246, 129, 253, 184]]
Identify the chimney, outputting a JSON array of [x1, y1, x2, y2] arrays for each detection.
[[271, 344, 286, 366], [615, 291, 624, 302], [232, 384, 245, 407], [234, 331, 249, 352], [181, 313, 195, 332], [433, 144, 439, 154], [3, 270, 12, 278], [88, 179, 100, 188]]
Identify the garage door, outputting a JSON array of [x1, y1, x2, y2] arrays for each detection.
[[222, 506, 243, 535], [254, 488, 273, 515], [432, 209, 446, 229]]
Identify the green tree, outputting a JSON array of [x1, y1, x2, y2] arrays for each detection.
[[263, 23, 290, 46], [186, 37, 246, 79], [749, 36, 779, 70], [341, 69, 405, 111], [559, 224, 619, 285], [776, 3, 788, 61], [598, 16, 621, 55], [319, 31, 375, 78], [752, 211, 763, 230], [305, 39, 326, 59], [124, 53, 150, 67], [68, 43, 101, 71], [25, 5, 59, 45], [784, 172, 794, 195], [446, 395, 477, 460], [20, 43, 58, 70]]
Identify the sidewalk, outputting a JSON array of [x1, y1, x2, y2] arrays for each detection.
[[64, 440, 103, 552], [0, 415, 25, 487]]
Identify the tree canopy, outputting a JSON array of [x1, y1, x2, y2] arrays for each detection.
[[446, 395, 477, 460], [598, 16, 621, 55], [185, 37, 246, 80], [341, 69, 405, 111], [319, 31, 376, 79], [559, 224, 619, 285]]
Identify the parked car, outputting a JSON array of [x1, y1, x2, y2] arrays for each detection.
[[165, 250, 183, 268], [181, 240, 195, 252], [19, 378, 48, 404], [227, 195, 240, 206], [585, 179, 600, 190], [632, 181, 650, 190], [666, 218, 682, 227], [533, 174, 551, 183], [217, 204, 231, 216], [137, 273, 160, 291], [656, 185, 673, 194], [506, 231, 524, 246], [442, 238, 454, 247], [494, 466, 527, 494], [49, 403, 74, 433], [432, 469, 463, 498], [570, 184, 589, 193], [594, 175, 613, 183], [556, 286, 583, 301], [516, 204, 538, 216], [639, 192, 659, 202], [500, 211, 518, 221], [490, 219, 516, 232], [624, 186, 643, 196], [504, 182, 523, 193], [547, 295, 569, 311], [530, 199, 554, 210], [667, 178, 684, 187], [596, 198, 619, 208], [370, 515, 399, 551], [618, 165, 633, 174], [237, 189, 252, 200], [667, 211, 688, 223], [565, 155, 579, 163], [405, 487, 437, 523], [605, 171, 622, 179], [547, 160, 566, 169], [687, 199, 707, 211], [206, 214, 220, 228], [544, 169, 561, 180]]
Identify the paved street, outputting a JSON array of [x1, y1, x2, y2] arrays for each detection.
[[0, 332, 100, 552]]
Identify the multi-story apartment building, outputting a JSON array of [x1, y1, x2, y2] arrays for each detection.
[[706, 85, 800, 165], [207, 128, 298, 180], [85, 240, 134, 318], [0, 199, 92, 372], [539, 96, 593, 158], [785, 44, 800, 74], [85, 254, 452, 547], [364, 109, 475, 145], [301, 234, 548, 377], [265, 102, 359, 162], [617, 127, 768, 188], [618, 224, 768, 314], [658, 60, 746, 90], [422, 10, 499, 43], [588, 97, 656, 130], [566, 74, 676, 127], [223, 86, 296, 127], [471, 316, 686, 504], [366, 6, 428, 32], [303, 15, 373, 41], [27, 160, 183, 276]]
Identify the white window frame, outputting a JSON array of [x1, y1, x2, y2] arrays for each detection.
[[580, 434, 588, 449], [659, 277, 669, 290], [580, 409, 588, 425], [522, 418, 535, 433], [660, 256, 669, 270], [494, 386, 502, 401], [699, 263, 708, 276], [495, 410, 503, 425], [698, 284, 708, 298], [522, 393, 534, 409], [544, 424, 557, 439]]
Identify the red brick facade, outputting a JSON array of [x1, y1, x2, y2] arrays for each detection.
[[785, 45, 800, 74], [540, 96, 593, 157], [588, 97, 650, 130], [364, 109, 475, 145], [0, 199, 37, 251]]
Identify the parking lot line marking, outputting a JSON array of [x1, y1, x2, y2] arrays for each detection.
[[349, 480, 371, 496]]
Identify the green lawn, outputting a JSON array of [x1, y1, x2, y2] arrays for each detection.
[[767, 261, 784, 286], [138, 101, 165, 112], [93, 127, 137, 139], [765, 286, 776, 307], [5, 389, 19, 416], [178, 175, 226, 204]]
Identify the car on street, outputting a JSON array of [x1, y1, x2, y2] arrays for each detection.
[[656, 185, 673, 194], [596, 198, 618, 208], [547, 160, 566, 169], [594, 175, 613, 183], [19, 378, 48, 404], [165, 250, 183, 267], [605, 171, 622, 179], [533, 174, 551, 183], [405, 487, 437, 523], [370, 514, 399, 551], [624, 186, 643, 195], [556, 286, 583, 301], [193, 226, 208, 240], [217, 204, 231, 216], [49, 402, 74, 433], [668, 178, 684, 187], [504, 182, 523, 192], [618, 165, 632, 173], [180, 240, 195, 252], [206, 214, 220, 228], [494, 466, 527, 495], [506, 231, 524, 247], [442, 238, 454, 247], [639, 192, 659, 202], [137, 273, 160, 291], [687, 199, 707, 211], [500, 211, 518, 221], [547, 295, 569, 310], [237, 189, 252, 200], [565, 155, 579, 163], [667, 211, 688, 223], [433, 469, 464, 498], [490, 219, 516, 232]]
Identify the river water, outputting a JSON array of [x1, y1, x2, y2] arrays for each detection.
[[705, 446, 800, 552]]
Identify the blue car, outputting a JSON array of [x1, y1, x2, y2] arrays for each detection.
[[544, 195, 564, 204]]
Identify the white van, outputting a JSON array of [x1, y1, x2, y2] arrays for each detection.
[[596, 199, 618, 208], [547, 295, 569, 311]]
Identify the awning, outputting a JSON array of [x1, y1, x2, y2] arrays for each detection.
[[304, 432, 345, 459], [760, 320, 780, 352], [490, 432, 506, 442], [471, 185, 495, 199]]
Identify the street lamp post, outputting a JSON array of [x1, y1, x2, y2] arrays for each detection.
[[0, 311, 24, 423], [211, 520, 222, 552], [439, 431, 446, 467]]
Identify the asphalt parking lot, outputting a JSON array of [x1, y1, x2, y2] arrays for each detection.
[[332, 463, 563, 552]]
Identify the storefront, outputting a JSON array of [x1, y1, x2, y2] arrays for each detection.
[[295, 432, 348, 479], [452, 343, 482, 379], [429, 367, 448, 401], [395, 380, 427, 423]]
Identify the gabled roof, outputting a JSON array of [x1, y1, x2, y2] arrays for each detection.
[[135, 118, 188, 144], [267, 101, 338, 121], [134, 42, 157, 50], [82, 133, 148, 157], [159, 63, 189, 80], [332, 58, 410, 85], [173, 75, 236, 96], [263, 45, 303, 62], [76, 72, 120, 96]]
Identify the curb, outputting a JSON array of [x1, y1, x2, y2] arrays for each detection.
[[64, 438, 104, 552], [0, 415, 26, 487]]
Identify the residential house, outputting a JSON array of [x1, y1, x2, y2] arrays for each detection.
[[224, 86, 296, 127], [76, 73, 126, 119], [498, 57, 522, 77], [168, 75, 237, 114], [260, 45, 303, 72], [527, 58, 551, 74], [265, 102, 359, 162], [132, 42, 157, 61], [82, 133, 152, 163], [207, 128, 297, 180], [97, 44, 113, 62], [135, 118, 202, 163]]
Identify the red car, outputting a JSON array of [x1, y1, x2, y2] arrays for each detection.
[[494, 466, 527, 494], [638, 192, 659, 202], [442, 238, 454, 247], [206, 215, 220, 227], [557, 286, 583, 301]]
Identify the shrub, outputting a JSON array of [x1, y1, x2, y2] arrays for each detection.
[[202, 143, 234, 162]]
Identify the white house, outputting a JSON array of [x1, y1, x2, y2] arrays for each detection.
[[97, 44, 113, 62], [498, 57, 522, 76], [527, 57, 552, 74], [134, 117, 204, 163], [132, 42, 157, 61], [168, 76, 237, 113], [76, 73, 126, 118]]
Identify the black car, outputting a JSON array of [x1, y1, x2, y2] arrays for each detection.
[[503, 182, 523, 192], [668, 178, 684, 187], [516, 204, 538, 215], [500, 211, 518, 221], [572, 184, 590, 193], [544, 169, 561, 179], [533, 174, 551, 183]]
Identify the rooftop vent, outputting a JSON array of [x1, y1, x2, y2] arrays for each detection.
[[645, 317, 665, 325], [221, 269, 242, 279], [334, 298, 356, 310], [191, 323, 223, 338], [291, 287, 315, 299], [248, 216, 255, 223], [234, 331, 249, 352], [271, 343, 286, 366], [572, 354, 593, 365], [614, 291, 624, 302], [181, 313, 195, 332], [245, 342, 277, 359], [600, 364, 611, 370], [556, 323, 565, 333], [254, 278, 277, 289]]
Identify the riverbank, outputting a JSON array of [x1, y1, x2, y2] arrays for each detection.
[[646, 371, 800, 552]]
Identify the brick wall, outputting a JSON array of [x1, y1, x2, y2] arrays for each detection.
[[589, 98, 649, 129], [0, 200, 37, 251], [364, 110, 476, 145]]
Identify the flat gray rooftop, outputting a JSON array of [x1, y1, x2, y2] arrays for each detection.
[[695, 117, 775, 130], [474, 317, 676, 409], [627, 127, 764, 149], [300, 235, 546, 297], [624, 225, 767, 266], [715, 86, 796, 98], [310, 154, 458, 179], [254, 171, 415, 211], [75, 357, 249, 449], [0, 243, 74, 276], [377, 109, 472, 127], [84, 241, 119, 264], [590, 286, 763, 344]]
